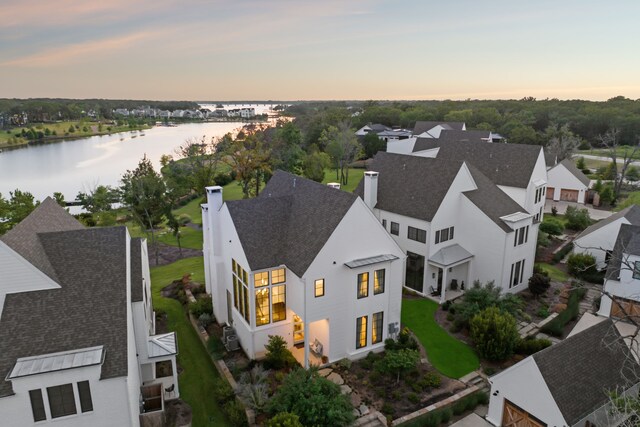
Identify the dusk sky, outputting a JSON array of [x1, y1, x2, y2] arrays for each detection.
[[2, 0, 639, 101]]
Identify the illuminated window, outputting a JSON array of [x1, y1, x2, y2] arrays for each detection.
[[232, 259, 237, 273], [242, 285, 250, 323], [242, 270, 248, 284], [233, 276, 239, 309], [254, 271, 269, 287], [315, 279, 325, 297], [255, 288, 270, 326], [272, 268, 286, 284], [374, 269, 385, 295], [272, 285, 286, 322], [357, 272, 369, 299], [356, 316, 367, 349], [372, 312, 383, 344]]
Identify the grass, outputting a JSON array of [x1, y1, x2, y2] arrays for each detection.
[[543, 213, 568, 228], [578, 147, 640, 161], [174, 197, 206, 224], [401, 298, 479, 379], [616, 191, 640, 211], [322, 168, 365, 193], [151, 257, 230, 427], [535, 262, 570, 282]]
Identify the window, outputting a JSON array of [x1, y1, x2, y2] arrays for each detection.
[[374, 269, 385, 294], [242, 286, 250, 323], [510, 259, 526, 288], [633, 261, 640, 280], [382, 219, 387, 229], [77, 381, 93, 413], [357, 272, 369, 298], [314, 279, 325, 297], [233, 276, 239, 309], [29, 389, 46, 422], [255, 288, 270, 326], [408, 226, 427, 243], [372, 312, 383, 344], [356, 316, 368, 349], [390, 221, 399, 236], [254, 271, 269, 287], [272, 268, 286, 284], [272, 285, 286, 322], [514, 226, 529, 246], [47, 383, 77, 419], [435, 226, 454, 244]]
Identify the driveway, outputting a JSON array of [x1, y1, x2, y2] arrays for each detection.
[[544, 200, 613, 220]]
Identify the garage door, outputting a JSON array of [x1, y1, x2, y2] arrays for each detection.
[[560, 189, 579, 202], [502, 400, 547, 427], [610, 298, 640, 322], [546, 187, 554, 200]]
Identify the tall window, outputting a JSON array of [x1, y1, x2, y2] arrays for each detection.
[[77, 381, 93, 413], [390, 222, 399, 236], [255, 288, 270, 326], [356, 316, 368, 349], [272, 285, 286, 322], [435, 226, 454, 244], [408, 226, 427, 243], [374, 269, 385, 294], [232, 259, 250, 324], [357, 272, 369, 298], [514, 226, 529, 246], [372, 312, 383, 344], [510, 259, 526, 288], [29, 389, 46, 422], [633, 261, 640, 280], [47, 384, 77, 419], [382, 219, 387, 229], [315, 279, 325, 297]]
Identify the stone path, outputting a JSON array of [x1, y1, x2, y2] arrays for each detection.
[[316, 367, 373, 419]]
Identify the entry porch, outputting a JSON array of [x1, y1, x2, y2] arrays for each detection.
[[427, 244, 473, 304]]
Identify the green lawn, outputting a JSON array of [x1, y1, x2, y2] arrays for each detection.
[[535, 262, 569, 282], [151, 257, 229, 427], [617, 191, 640, 211], [543, 213, 568, 228], [401, 298, 479, 379], [174, 197, 206, 224], [578, 148, 640, 161], [322, 168, 364, 193]]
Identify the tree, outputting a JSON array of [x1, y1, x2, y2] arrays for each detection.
[[470, 306, 519, 361], [528, 273, 550, 297], [226, 134, 272, 198], [599, 185, 614, 206], [599, 128, 640, 200], [382, 348, 420, 384], [0, 190, 39, 235], [626, 165, 640, 182], [174, 135, 223, 194], [271, 122, 304, 173], [77, 185, 120, 213], [576, 156, 586, 170], [264, 335, 297, 370], [545, 123, 581, 161], [565, 205, 591, 231], [165, 210, 183, 258], [322, 123, 362, 186], [362, 132, 386, 158], [301, 147, 330, 183], [52, 192, 66, 207], [268, 368, 355, 427]]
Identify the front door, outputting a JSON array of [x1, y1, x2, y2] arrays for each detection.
[[405, 251, 425, 293], [502, 400, 546, 427], [437, 268, 443, 292]]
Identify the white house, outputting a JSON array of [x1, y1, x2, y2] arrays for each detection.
[[546, 158, 591, 203], [201, 171, 405, 368], [597, 224, 640, 318], [0, 199, 178, 427], [412, 121, 466, 138], [574, 205, 640, 270], [487, 319, 639, 427], [355, 123, 392, 136], [355, 148, 543, 302]]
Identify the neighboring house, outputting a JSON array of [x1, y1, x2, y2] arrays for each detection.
[[355, 123, 392, 136], [376, 129, 413, 142], [201, 171, 405, 367], [487, 319, 639, 427], [574, 205, 640, 270], [546, 158, 591, 203], [412, 121, 466, 138], [0, 199, 178, 427], [355, 151, 540, 301], [597, 224, 640, 318]]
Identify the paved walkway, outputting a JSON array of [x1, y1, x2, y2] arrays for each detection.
[[544, 200, 613, 220], [450, 406, 492, 427]]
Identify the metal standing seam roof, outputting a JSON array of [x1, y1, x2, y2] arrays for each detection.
[[147, 333, 178, 358], [8, 346, 104, 379], [344, 254, 399, 269], [428, 244, 474, 267]]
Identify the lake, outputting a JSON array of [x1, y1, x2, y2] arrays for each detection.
[[0, 122, 246, 203]]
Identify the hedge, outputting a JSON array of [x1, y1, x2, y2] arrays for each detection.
[[552, 242, 574, 263], [399, 391, 489, 427], [540, 287, 587, 337]]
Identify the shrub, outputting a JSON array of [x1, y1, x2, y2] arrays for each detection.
[[528, 273, 551, 297], [238, 366, 270, 411], [264, 335, 297, 370], [565, 206, 591, 231], [266, 413, 303, 427], [382, 349, 420, 383], [541, 287, 587, 337], [552, 242, 574, 263], [268, 368, 355, 427], [198, 313, 212, 328], [189, 297, 213, 318], [381, 403, 394, 415], [515, 337, 552, 355], [207, 336, 225, 360], [212, 377, 235, 404], [536, 306, 550, 318], [599, 185, 614, 206], [440, 408, 452, 423], [420, 372, 442, 389], [223, 400, 248, 427], [551, 206, 558, 216], [214, 171, 234, 186], [442, 300, 452, 311], [385, 327, 418, 351], [576, 156, 586, 170], [537, 231, 550, 247], [470, 307, 519, 361], [407, 392, 420, 404], [176, 213, 191, 225], [540, 219, 564, 236], [567, 253, 597, 278], [451, 281, 524, 331]]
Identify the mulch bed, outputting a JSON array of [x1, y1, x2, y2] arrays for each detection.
[[148, 242, 202, 267]]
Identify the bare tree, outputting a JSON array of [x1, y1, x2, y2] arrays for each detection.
[[598, 128, 640, 200], [545, 123, 581, 162]]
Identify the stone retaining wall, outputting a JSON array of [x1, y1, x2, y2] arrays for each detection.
[[391, 385, 480, 426]]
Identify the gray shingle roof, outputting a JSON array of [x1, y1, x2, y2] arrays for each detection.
[[354, 152, 464, 222], [412, 121, 465, 135], [366, 124, 392, 132], [533, 319, 640, 425], [576, 205, 640, 241], [437, 129, 491, 143], [557, 158, 591, 187], [0, 226, 129, 397], [605, 223, 640, 280], [226, 171, 357, 277], [544, 151, 557, 167], [131, 237, 144, 302], [412, 139, 542, 188]]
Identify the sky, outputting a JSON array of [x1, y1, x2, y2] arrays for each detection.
[[1, 0, 640, 101]]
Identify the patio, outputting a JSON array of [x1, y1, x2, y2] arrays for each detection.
[[290, 344, 324, 367]]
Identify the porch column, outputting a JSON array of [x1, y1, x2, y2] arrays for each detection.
[[171, 358, 180, 399], [439, 268, 448, 304]]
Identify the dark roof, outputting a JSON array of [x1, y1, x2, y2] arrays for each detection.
[[412, 121, 465, 135], [533, 319, 640, 425], [354, 152, 464, 222], [226, 171, 357, 277], [412, 139, 542, 188], [555, 158, 591, 187], [605, 224, 640, 280], [0, 226, 130, 397], [131, 237, 144, 302], [1, 197, 84, 282], [437, 129, 491, 143], [576, 205, 640, 240], [366, 123, 392, 132], [544, 151, 557, 167], [464, 164, 527, 232]]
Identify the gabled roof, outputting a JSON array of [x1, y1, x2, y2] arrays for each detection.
[[364, 123, 392, 132], [226, 171, 357, 277], [576, 205, 640, 241], [354, 152, 464, 222], [437, 129, 491, 143], [605, 224, 640, 280], [533, 319, 639, 425], [554, 158, 591, 187], [412, 121, 465, 135], [412, 139, 542, 188]]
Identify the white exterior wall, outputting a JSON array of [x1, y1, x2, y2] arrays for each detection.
[[547, 163, 587, 203], [574, 218, 629, 270], [124, 233, 141, 427], [599, 253, 640, 317], [487, 358, 566, 427], [412, 148, 440, 158], [385, 137, 416, 155], [0, 365, 135, 427], [497, 185, 527, 208]]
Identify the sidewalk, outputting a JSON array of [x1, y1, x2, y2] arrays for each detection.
[[544, 200, 613, 220]]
